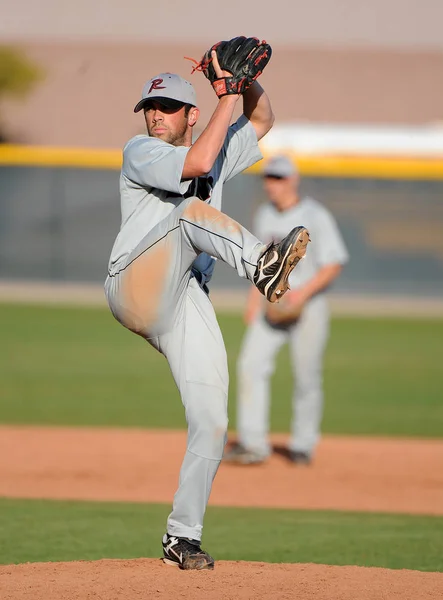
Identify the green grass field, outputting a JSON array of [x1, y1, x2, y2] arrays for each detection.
[[1, 303, 442, 436], [0, 498, 442, 571], [1, 303, 442, 570]]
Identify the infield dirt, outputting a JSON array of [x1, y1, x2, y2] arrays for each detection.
[[0, 426, 442, 515]]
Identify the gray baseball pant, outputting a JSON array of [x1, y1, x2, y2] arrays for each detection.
[[105, 195, 265, 540], [236, 296, 330, 457]]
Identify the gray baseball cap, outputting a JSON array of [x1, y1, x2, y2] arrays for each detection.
[[263, 155, 298, 178], [134, 73, 197, 113]]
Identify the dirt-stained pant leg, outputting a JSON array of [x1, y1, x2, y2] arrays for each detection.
[[105, 196, 265, 541], [105, 196, 264, 337]]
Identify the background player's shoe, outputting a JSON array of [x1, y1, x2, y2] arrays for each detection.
[[289, 450, 312, 465], [253, 226, 310, 303], [162, 533, 214, 570], [223, 443, 268, 465]]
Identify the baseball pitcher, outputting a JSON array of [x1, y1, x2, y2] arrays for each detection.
[[105, 38, 310, 570]]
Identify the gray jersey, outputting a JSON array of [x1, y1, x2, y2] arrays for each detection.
[[254, 196, 349, 291], [108, 114, 262, 281]]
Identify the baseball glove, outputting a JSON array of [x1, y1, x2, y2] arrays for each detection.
[[264, 296, 304, 326], [191, 36, 272, 98]]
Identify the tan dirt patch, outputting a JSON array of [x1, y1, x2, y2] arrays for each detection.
[[1, 558, 442, 600], [0, 426, 442, 515]]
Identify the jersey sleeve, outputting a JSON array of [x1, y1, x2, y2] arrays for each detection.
[[122, 135, 190, 194], [313, 205, 349, 267], [219, 115, 263, 182]]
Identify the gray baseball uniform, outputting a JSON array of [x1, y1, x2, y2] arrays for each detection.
[[105, 115, 264, 541], [237, 196, 349, 458]]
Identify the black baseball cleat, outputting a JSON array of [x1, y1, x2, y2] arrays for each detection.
[[162, 533, 215, 570], [253, 226, 310, 303]]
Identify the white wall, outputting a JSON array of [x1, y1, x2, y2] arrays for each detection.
[[262, 124, 443, 156]]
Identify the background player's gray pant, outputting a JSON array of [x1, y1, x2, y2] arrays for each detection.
[[105, 196, 265, 541], [236, 296, 330, 457]]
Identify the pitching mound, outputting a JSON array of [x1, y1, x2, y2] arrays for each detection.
[[1, 558, 442, 600]]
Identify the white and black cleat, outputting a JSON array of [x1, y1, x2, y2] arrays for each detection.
[[253, 226, 310, 303], [162, 533, 215, 570]]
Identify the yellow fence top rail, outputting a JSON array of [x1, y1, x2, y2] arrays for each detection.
[[0, 145, 122, 170], [1, 144, 443, 180]]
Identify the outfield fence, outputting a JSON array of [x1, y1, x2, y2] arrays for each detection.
[[1, 145, 442, 300]]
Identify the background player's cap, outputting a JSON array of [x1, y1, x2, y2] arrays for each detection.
[[263, 155, 298, 178], [134, 73, 197, 113]]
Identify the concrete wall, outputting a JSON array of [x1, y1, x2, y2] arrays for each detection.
[[1, 42, 442, 147]]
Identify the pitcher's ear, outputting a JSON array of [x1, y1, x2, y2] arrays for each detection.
[[188, 107, 199, 127]]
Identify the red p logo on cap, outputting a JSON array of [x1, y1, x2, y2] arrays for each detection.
[[148, 78, 166, 94]]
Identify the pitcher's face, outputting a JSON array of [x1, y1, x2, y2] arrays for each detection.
[[144, 101, 198, 146]]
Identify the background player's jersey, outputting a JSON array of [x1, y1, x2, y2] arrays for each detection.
[[254, 197, 349, 291], [108, 115, 261, 277]]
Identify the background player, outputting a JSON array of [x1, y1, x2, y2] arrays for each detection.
[[105, 42, 310, 570], [225, 155, 348, 466]]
